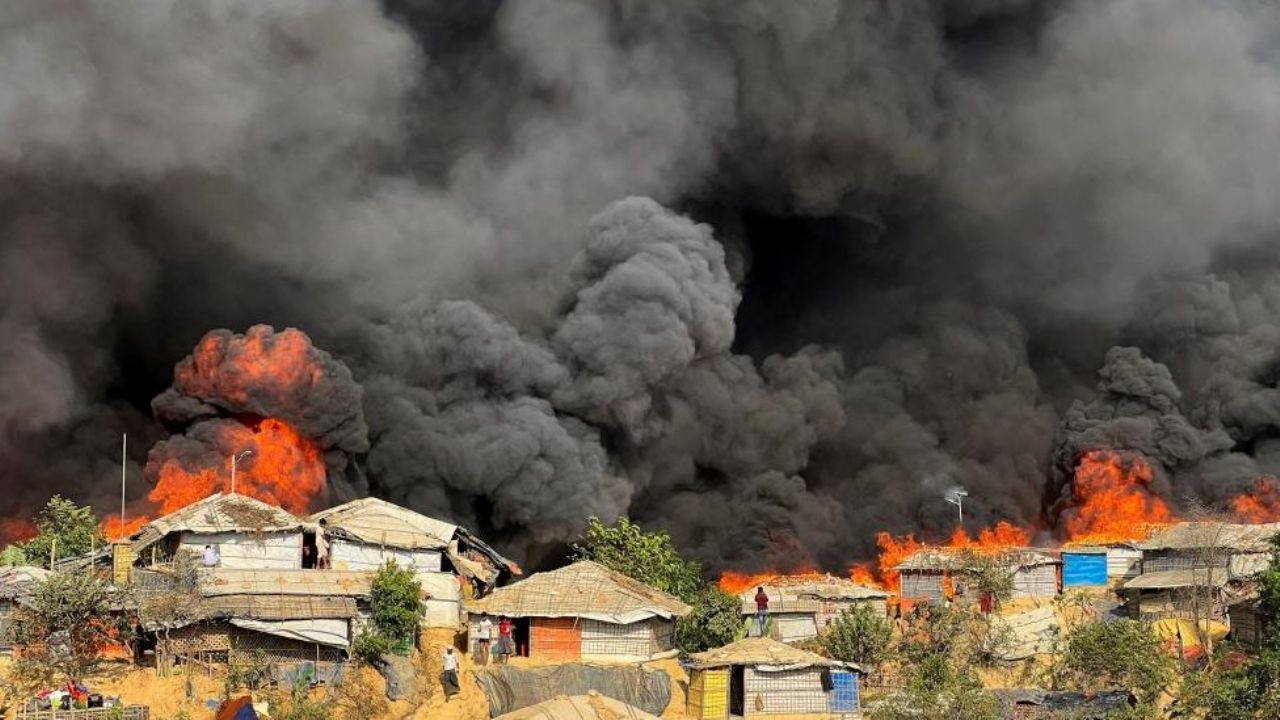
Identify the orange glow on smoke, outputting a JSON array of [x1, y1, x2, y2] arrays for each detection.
[[174, 327, 324, 408], [0, 519, 37, 545], [148, 418, 324, 516], [1063, 450, 1172, 545], [1232, 477, 1280, 523]]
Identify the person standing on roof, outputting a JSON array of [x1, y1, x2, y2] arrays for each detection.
[[474, 614, 493, 665], [754, 586, 769, 636], [442, 647, 460, 701], [202, 545, 220, 568]]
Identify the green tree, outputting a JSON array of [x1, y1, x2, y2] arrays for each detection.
[[870, 654, 1001, 720], [572, 517, 738, 653], [1058, 619, 1173, 703], [369, 560, 423, 642], [957, 550, 1014, 610], [10, 571, 132, 680], [572, 517, 703, 599], [822, 604, 894, 668], [23, 496, 102, 568]]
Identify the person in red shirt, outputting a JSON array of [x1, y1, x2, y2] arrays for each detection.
[[754, 586, 769, 636], [496, 616, 515, 664]]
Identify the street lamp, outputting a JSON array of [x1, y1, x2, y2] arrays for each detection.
[[230, 449, 253, 495], [945, 486, 968, 526]]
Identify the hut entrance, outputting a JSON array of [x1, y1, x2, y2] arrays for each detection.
[[301, 532, 318, 569], [514, 618, 531, 657], [729, 665, 745, 717]]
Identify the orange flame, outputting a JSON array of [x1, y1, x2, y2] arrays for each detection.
[[1063, 450, 1172, 545], [101, 515, 148, 542], [718, 566, 826, 594], [0, 519, 37, 546], [175, 327, 324, 408], [149, 418, 324, 516], [1232, 476, 1280, 523]]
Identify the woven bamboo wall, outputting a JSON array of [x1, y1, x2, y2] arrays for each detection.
[[581, 619, 652, 657], [1011, 566, 1059, 598], [900, 571, 945, 604], [530, 617, 581, 662], [687, 668, 730, 720], [744, 667, 828, 715], [162, 622, 344, 664]]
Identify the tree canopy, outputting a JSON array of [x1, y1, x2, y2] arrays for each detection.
[[21, 496, 102, 568]]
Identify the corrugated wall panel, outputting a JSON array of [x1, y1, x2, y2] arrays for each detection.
[[688, 668, 729, 720], [744, 667, 828, 715], [1063, 553, 1108, 587], [1011, 566, 1059, 598], [530, 617, 581, 662], [1107, 549, 1142, 579], [901, 571, 945, 604]]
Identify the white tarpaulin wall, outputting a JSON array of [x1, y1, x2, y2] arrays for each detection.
[[328, 540, 443, 573], [230, 618, 350, 648], [421, 571, 462, 627], [183, 532, 302, 570]]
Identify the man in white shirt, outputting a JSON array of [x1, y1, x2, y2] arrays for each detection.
[[474, 615, 493, 665], [202, 545, 220, 568], [442, 647, 460, 701]]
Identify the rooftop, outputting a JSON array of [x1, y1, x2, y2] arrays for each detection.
[[465, 560, 690, 623], [687, 636, 861, 671]]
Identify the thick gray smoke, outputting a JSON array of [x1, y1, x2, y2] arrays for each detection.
[[7, 0, 1280, 571]]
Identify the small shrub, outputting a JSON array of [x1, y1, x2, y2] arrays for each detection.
[[1058, 619, 1173, 703], [822, 604, 894, 669]]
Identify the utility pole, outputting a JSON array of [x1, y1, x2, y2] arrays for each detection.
[[945, 487, 968, 527], [120, 433, 127, 540], [230, 449, 253, 495]]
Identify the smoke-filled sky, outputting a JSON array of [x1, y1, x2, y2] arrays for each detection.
[[6, 0, 1280, 571]]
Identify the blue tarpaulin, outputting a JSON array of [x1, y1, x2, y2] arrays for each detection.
[[829, 670, 859, 712], [1062, 552, 1107, 587]]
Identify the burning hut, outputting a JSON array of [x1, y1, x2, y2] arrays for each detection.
[[896, 548, 1060, 607], [310, 497, 518, 626], [128, 493, 310, 570], [685, 637, 863, 719], [737, 576, 888, 643], [465, 560, 690, 663]]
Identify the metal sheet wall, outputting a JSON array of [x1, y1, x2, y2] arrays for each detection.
[[771, 614, 819, 643], [328, 540, 442, 573], [1107, 548, 1142, 579], [687, 668, 729, 720]]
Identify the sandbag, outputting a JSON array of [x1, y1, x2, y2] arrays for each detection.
[[475, 663, 670, 717]]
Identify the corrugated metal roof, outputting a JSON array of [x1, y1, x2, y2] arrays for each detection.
[[465, 560, 691, 623], [310, 497, 457, 550], [687, 637, 861, 671], [131, 493, 307, 553], [1139, 522, 1280, 552], [1122, 568, 1230, 590], [198, 568, 377, 598], [0, 566, 50, 599]]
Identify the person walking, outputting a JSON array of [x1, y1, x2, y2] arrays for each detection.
[[754, 586, 770, 636], [474, 615, 493, 665], [442, 647, 460, 701]]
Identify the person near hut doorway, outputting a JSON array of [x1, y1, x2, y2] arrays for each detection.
[[495, 616, 515, 664], [202, 545, 220, 568], [755, 586, 769, 636]]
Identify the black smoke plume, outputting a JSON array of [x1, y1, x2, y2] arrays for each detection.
[[6, 0, 1280, 571]]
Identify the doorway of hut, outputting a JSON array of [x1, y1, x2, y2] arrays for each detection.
[[514, 618, 531, 657], [729, 665, 745, 717], [301, 531, 318, 569]]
